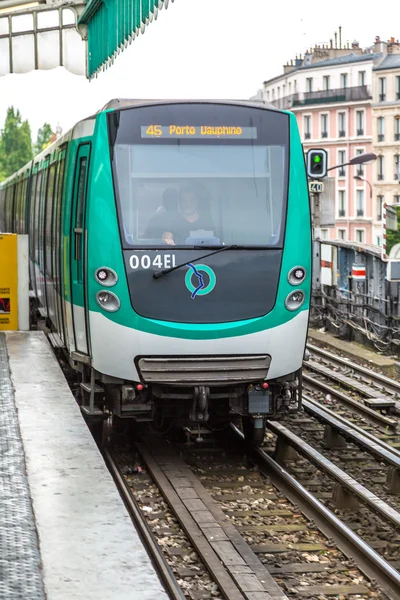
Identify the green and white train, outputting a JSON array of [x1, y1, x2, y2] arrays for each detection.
[[0, 99, 311, 446]]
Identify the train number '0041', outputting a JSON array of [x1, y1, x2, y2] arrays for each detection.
[[129, 254, 177, 270]]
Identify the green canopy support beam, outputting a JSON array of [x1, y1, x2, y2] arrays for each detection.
[[79, 0, 175, 79]]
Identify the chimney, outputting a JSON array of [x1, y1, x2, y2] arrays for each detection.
[[339, 26, 342, 48], [330, 39, 333, 48], [334, 32, 337, 48]]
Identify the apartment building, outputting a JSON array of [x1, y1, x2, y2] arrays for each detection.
[[261, 33, 398, 245], [372, 40, 400, 246]]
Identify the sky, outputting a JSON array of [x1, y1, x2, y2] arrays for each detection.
[[0, 0, 399, 141]]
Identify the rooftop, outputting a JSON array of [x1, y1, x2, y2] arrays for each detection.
[[374, 54, 400, 71]]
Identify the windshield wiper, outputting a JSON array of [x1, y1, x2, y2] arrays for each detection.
[[153, 244, 243, 279]]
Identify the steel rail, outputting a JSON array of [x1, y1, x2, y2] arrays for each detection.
[[231, 424, 400, 600], [103, 450, 186, 600], [307, 343, 400, 397], [302, 394, 400, 467], [266, 420, 400, 530], [303, 373, 397, 429]]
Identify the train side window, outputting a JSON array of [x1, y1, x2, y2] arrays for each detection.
[[45, 164, 57, 277], [29, 173, 37, 258], [76, 158, 87, 232], [34, 172, 43, 264], [38, 167, 48, 270], [53, 156, 66, 293]]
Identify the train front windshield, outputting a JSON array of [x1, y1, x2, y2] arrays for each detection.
[[108, 103, 289, 249]]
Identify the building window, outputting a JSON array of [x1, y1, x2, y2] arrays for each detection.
[[277, 87, 280, 98], [321, 229, 329, 240], [356, 230, 365, 243], [306, 78, 313, 93], [341, 73, 348, 88], [378, 155, 384, 180], [356, 189, 365, 217], [304, 115, 311, 139], [395, 117, 400, 141], [397, 76, 400, 100], [288, 82, 292, 95], [266, 91, 270, 101], [338, 150, 346, 176], [321, 114, 328, 138], [377, 195, 384, 220], [376, 235, 382, 246], [338, 112, 346, 137], [294, 80, 297, 93], [394, 195, 400, 204], [395, 154, 400, 180], [377, 117, 385, 141], [282, 84, 286, 97], [323, 75, 330, 90], [338, 229, 346, 240], [338, 190, 346, 216], [272, 89, 275, 100], [356, 149, 364, 176], [379, 77, 386, 101], [358, 71, 366, 86], [356, 111, 364, 135]]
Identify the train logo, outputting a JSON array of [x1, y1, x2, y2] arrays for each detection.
[[185, 264, 216, 299]]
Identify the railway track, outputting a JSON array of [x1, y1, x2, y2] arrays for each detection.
[[305, 343, 400, 414], [108, 425, 398, 600]]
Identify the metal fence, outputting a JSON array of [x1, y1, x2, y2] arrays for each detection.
[[311, 239, 400, 353]]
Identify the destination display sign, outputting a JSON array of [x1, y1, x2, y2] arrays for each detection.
[[141, 125, 258, 139]]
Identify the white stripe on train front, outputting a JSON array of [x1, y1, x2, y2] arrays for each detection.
[[89, 310, 309, 382]]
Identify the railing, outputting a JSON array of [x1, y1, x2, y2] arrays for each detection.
[[322, 131, 328, 138], [304, 132, 311, 139], [339, 169, 346, 177], [378, 134, 385, 142], [291, 85, 371, 107], [395, 134, 400, 141], [378, 174, 384, 180], [339, 130, 346, 137], [270, 85, 371, 109], [338, 209, 346, 217], [357, 209, 364, 217], [357, 129, 364, 136], [379, 94, 386, 102]]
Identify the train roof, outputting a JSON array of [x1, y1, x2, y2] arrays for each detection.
[[99, 98, 280, 112]]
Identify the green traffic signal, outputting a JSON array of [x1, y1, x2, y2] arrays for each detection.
[[313, 155, 321, 163]]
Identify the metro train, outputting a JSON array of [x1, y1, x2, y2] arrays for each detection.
[[0, 99, 312, 447]]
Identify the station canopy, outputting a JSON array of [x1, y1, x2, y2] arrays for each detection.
[[0, 0, 174, 79]]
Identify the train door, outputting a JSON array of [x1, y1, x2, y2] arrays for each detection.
[[70, 144, 91, 355]]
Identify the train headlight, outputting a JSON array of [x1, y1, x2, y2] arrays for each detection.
[[95, 267, 118, 287], [96, 291, 120, 312], [288, 266, 306, 285], [285, 290, 305, 311]]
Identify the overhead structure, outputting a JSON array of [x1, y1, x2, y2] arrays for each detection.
[[0, 0, 175, 79], [0, 0, 86, 76], [79, 0, 175, 79]]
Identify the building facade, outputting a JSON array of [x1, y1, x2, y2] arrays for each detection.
[[372, 42, 400, 246], [262, 35, 400, 246]]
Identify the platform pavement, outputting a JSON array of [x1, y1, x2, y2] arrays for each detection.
[[0, 330, 169, 600]]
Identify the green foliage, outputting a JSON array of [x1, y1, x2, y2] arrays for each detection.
[[34, 123, 53, 155], [0, 107, 33, 182], [386, 205, 400, 254]]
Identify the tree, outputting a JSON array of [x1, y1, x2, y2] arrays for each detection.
[[34, 123, 53, 155], [386, 206, 400, 254], [0, 107, 33, 181]]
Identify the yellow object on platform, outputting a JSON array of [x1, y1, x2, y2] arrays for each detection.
[[0, 233, 18, 330]]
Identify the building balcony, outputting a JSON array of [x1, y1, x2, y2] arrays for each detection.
[[378, 134, 384, 142], [378, 174, 384, 180], [304, 132, 311, 139], [357, 209, 364, 217], [338, 209, 346, 217], [379, 94, 386, 102], [338, 168, 346, 177], [321, 131, 328, 138], [338, 130, 346, 137], [395, 133, 400, 141], [270, 85, 371, 108]]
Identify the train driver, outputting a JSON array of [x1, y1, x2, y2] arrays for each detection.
[[161, 184, 217, 246]]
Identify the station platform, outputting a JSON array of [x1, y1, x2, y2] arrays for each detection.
[[0, 331, 168, 600], [308, 327, 399, 376]]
